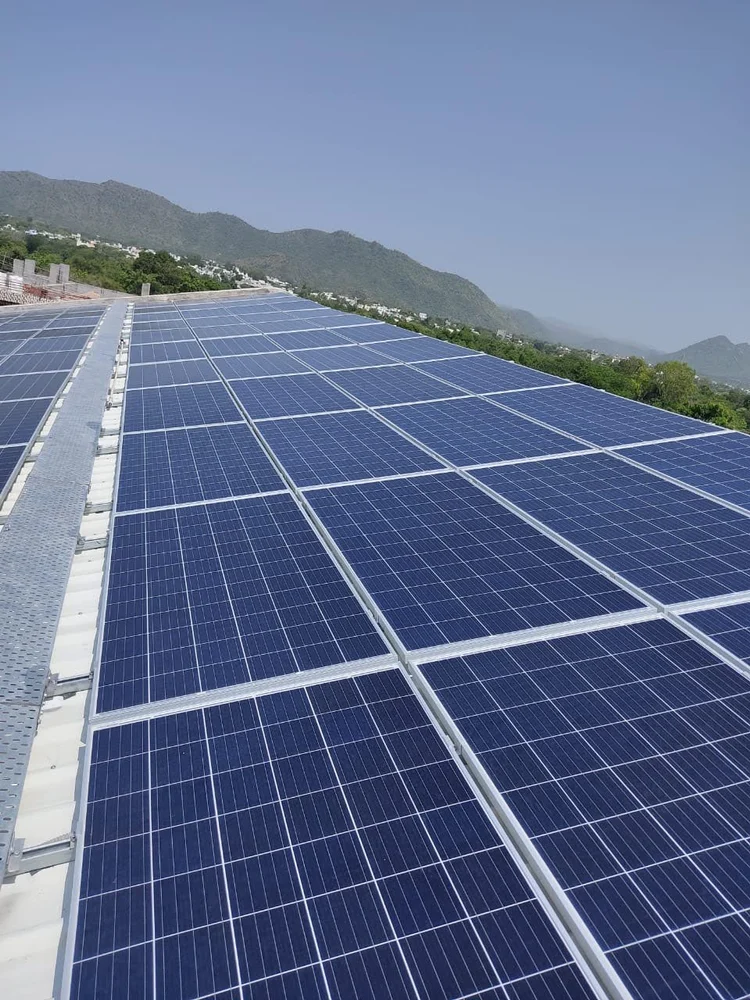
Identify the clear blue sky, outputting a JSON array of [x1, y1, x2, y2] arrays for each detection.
[[6, 0, 748, 350]]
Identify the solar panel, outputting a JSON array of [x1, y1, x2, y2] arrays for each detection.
[[381, 397, 586, 467], [231, 373, 360, 420], [0, 397, 54, 446], [267, 329, 352, 351], [0, 371, 68, 402], [272, 306, 333, 318], [499, 383, 711, 446], [289, 346, 396, 372], [129, 327, 192, 346], [623, 433, 750, 511], [249, 318, 324, 334], [187, 319, 254, 333], [322, 314, 384, 329], [257, 410, 444, 488], [18, 334, 89, 353], [117, 423, 285, 511], [419, 618, 750, 1000], [227, 307, 286, 320], [201, 335, 280, 357], [0, 321, 46, 334], [474, 453, 750, 605], [129, 340, 205, 365], [123, 383, 243, 433], [127, 360, 220, 390], [305, 473, 642, 652], [681, 602, 750, 666], [131, 320, 186, 332], [342, 325, 420, 345], [194, 324, 266, 340], [47, 312, 103, 328], [0, 444, 24, 493], [71, 670, 598, 1000], [327, 366, 469, 407], [215, 353, 313, 379], [96, 494, 389, 710], [37, 326, 94, 339], [414, 357, 568, 394], [0, 350, 82, 375], [0, 340, 26, 356], [374, 338, 478, 363]]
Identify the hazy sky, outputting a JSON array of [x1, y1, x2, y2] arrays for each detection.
[[6, 1, 747, 350]]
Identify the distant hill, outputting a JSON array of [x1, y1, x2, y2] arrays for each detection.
[[541, 318, 664, 361], [663, 335, 750, 389], [0, 170, 537, 334]]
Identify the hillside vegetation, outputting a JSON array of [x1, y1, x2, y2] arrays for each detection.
[[0, 229, 232, 295], [0, 171, 531, 333]]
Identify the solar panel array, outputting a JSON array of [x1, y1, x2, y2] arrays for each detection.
[[65, 292, 750, 1000], [0, 303, 104, 497], [419, 619, 750, 1000]]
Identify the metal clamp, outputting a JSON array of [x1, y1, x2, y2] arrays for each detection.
[[4, 834, 77, 880]]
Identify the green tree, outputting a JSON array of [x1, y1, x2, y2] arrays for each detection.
[[614, 355, 650, 391], [25, 234, 44, 253], [643, 360, 697, 409], [684, 399, 745, 429]]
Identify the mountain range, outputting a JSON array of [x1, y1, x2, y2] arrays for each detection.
[[1, 171, 746, 387], [0, 170, 644, 352], [0, 171, 526, 333], [662, 336, 750, 389]]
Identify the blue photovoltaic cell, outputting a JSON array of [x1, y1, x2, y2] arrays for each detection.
[[232, 374, 360, 420], [305, 473, 641, 651], [0, 371, 68, 401], [414, 357, 568, 395], [123, 383, 242, 433], [475, 452, 750, 605], [0, 350, 82, 374], [18, 334, 89, 353], [0, 397, 54, 445], [215, 353, 313, 379], [267, 329, 352, 351], [248, 318, 324, 334], [322, 313, 385, 328], [44, 315, 92, 326], [201, 335, 279, 357], [0, 444, 24, 493], [499, 383, 710, 447], [682, 602, 750, 667], [289, 346, 394, 372], [327, 366, 468, 407], [72, 670, 596, 1000], [0, 321, 43, 334], [131, 318, 187, 330], [190, 323, 258, 338], [127, 360, 219, 390], [624, 434, 750, 511], [117, 424, 285, 511], [130, 327, 192, 346], [97, 493, 389, 710], [258, 410, 443, 488], [129, 340, 205, 365], [374, 338, 478, 363], [338, 324, 420, 345], [0, 341, 26, 357], [187, 316, 252, 329], [420, 618, 750, 1000], [382, 397, 584, 467]]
